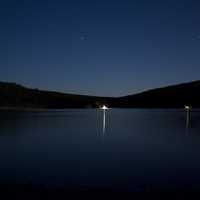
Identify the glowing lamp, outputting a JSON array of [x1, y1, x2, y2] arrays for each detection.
[[100, 105, 109, 110], [185, 105, 192, 110]]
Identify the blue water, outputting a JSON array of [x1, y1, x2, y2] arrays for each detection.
[[0, 109, 200, 191]]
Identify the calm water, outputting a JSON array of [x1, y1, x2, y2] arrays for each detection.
[[0, 109, 200, 191]]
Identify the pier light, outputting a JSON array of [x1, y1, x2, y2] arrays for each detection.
[[100, 105, 109, 110], [184, 105, 192, 110]]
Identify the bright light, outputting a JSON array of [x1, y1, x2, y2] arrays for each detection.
[[185, 105, 192, 110], [100, 105, 109, 110]]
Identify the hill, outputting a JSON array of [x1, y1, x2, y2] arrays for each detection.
[[0, 82, 113, 109], [117, 80, 200, 108], [0, 80, 200, 109]]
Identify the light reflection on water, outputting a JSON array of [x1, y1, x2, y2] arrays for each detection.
[[0, 109, 200, 191], [103, 109, 106, 136]]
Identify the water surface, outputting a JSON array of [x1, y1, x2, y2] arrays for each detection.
[[0, 109, 200, 191]]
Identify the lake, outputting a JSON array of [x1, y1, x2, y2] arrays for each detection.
[[0, 109, 200, 192]]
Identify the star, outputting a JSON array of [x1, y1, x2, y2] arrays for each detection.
[[81, 36, 87, 41]]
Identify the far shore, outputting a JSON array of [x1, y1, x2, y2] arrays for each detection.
[[0, 107, 49, 112], [0, 106, 200, 112]]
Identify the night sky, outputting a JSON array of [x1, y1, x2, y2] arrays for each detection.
[[0, 0, 200, 96]]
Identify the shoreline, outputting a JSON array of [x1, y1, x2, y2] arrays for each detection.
[[0, 107, 48, 112], [0, 106, 200, 112]]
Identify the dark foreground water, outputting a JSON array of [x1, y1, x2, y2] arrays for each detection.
[[0, 109, 200, 192]]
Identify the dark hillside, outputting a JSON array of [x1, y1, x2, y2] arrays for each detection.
[[0, 80, 200, 109], [118, 80, 200, 108], [0, 82, 112, 109]]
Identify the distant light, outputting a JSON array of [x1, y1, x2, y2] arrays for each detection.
[[185, 105, 192, 110], [100, 105, 109, 110]]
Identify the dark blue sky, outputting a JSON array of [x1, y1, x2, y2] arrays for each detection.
[[0, 0, 200, 96]]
